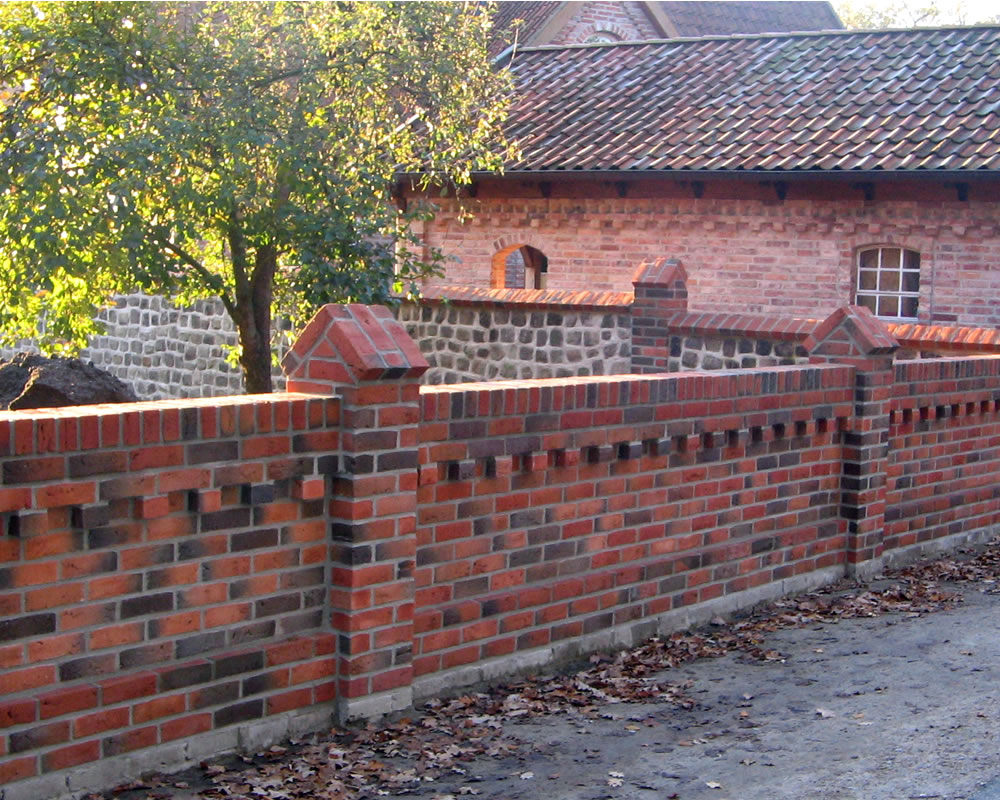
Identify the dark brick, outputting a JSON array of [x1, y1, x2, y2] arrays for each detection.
[[190, 681, 240, 709], [68, 452, 127, 479], [159, 662, 212, 691], [231, 528, 278, 552], [120, 642, 173, 669], [70, 503, 112, 529], [509, 547, 542, 567], [279, 609, 323, 634], [280, 566, 324, 589], [241, 484, 275, 506], [0, 613, 55, 642], [187, 441, 239, 464], [215, 651, 264, 679], [377, 450, 419, 471], [230, 620, 275, 645], [332, 543, 371, 566], [254, 594, 300, 618], [10, 721, 70, 753], [121, 592, 174, 619], [241, 672, 280, 697], [214, 699, 264, 728], [59, 654, 117, 681], [175, 631, 227, 659], [201, 508, 252, 532]]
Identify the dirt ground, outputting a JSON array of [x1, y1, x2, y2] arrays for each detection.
[[90, 543, 1000, 800]]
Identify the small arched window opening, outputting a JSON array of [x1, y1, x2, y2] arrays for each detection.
[[855, 246, 921, 320], [585, 31, 620, 43], [492, 244, 549, 289]]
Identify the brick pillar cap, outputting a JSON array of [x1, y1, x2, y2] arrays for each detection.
[[632, 257, 686, 287], [804, 305, 899, 357], [282, 304, 428, 392]]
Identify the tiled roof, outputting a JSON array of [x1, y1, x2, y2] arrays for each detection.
[[660, 1, 842, 36], [502, 26, 1000, 173], [489, 1, 561, 57]]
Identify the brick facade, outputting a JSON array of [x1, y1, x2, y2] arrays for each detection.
[[4, 292, 1000, 799], [548, 1, 661, 44], [413, 177, 1000, 329]]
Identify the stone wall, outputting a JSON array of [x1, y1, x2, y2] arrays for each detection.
[[667, 333, 808, 370], [396, 287, 632, 383], [0, 293, 286, 400]]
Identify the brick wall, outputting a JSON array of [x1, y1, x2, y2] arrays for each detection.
[[411, 365, 853, 686], [5, 300, 1000, 799], [0, 394, 337, 797], [415, 178, 1000, 328], [886, 357, 1000, 556], [549, 1, 662, 43]]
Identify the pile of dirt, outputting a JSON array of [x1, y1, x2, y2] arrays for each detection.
[[0, 353, 138, 410]]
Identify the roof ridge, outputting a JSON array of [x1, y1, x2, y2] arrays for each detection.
[[512, 23, 1000, 52]]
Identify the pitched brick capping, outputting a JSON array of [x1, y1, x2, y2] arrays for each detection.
[[5, 302, 1000, 798]]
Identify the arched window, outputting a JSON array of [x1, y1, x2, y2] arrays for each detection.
[[855, 246, 920, 319], [585, 31, 620, 43], [492, 244, 549, 289]]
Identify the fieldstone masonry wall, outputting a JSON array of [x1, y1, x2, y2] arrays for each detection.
[[0, 294, 286, 400], [396, 289, 632, 384], [668, 333, 808, 371]]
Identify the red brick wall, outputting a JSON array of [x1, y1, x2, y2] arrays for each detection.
[[412, 367, 853, 679], [549, 1, 661, 44], [0, 395, 337, 788], [886, 357, 1000, 553], [6, 301, 1000, 796], [415, 178, 1000, 328]]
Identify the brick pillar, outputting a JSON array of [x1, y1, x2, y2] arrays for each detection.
[[282, 304, 428, 721], [804, 306, 898, 579], [631, 257, 687, 373]]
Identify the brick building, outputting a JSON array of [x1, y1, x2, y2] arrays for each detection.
[[488, 1, 842, 55], [409, 24, 1000, 328]]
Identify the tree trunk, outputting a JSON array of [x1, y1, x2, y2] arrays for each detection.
[[235, 243, 278, 394]]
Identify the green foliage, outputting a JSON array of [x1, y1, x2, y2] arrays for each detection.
[[834, 0, 999, 28], [0, 1, 514, 388]]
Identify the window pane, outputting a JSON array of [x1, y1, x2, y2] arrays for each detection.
[[859, 249, 879, 269], [857, 294, 877, 314], [879, 271, 900, 291], [878, 296, 899, 317], [859, 270, 877, 290], [900, 296, 919, 318], [902, 271, 920, 292], [881, 248, 901, 269], [903, 249, 920, 269]]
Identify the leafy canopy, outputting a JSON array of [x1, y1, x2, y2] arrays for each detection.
[[0, 1, 513, 385]]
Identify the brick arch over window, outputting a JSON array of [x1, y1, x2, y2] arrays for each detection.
[[491, 238, 550, 289], [581, 23, 628, 43]]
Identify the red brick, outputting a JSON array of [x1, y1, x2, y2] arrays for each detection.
[[42, 739, 100, 772], [161, 713, 212, 742], [39, 685, 98, 720]]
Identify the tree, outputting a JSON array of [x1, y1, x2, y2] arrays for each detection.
[[0, 1, 514, 392], [834, 0, 999, 28]]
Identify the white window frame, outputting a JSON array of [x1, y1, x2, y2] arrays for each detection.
[[855, 246, 920, 321]]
